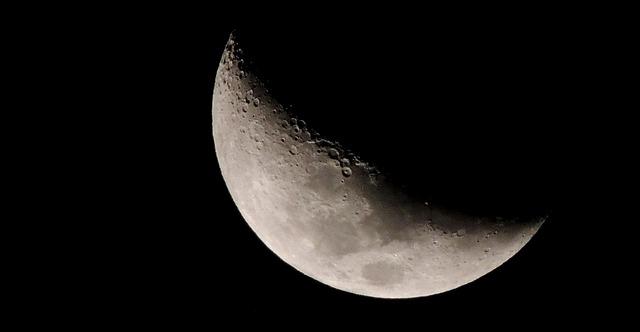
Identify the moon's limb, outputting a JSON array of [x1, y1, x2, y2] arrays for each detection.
[[212, 33, 544, 298]]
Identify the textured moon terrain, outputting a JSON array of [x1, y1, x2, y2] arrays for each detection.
[[212, 32, 545, 298]]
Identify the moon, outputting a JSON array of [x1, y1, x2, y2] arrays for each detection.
[[212, 32, 545, 298]]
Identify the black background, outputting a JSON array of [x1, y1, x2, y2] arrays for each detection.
[[60, 8, 632, 327]]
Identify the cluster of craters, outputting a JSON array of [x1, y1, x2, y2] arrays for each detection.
[[217, 35, 382, 184]]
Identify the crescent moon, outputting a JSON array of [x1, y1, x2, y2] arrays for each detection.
[[212, 32, 545, 298]]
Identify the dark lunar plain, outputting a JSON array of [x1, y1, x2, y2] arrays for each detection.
[[93, 10, 631, 327]]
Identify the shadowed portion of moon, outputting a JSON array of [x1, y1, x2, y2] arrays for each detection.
[[212, 31, 546, 298]]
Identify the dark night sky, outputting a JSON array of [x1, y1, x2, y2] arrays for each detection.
[[10, 1, 637, 328]]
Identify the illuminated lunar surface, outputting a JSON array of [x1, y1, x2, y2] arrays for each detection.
[[212, 33, 544, 298]]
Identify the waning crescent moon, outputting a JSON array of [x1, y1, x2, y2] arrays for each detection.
[[212, 32, 544, 298]]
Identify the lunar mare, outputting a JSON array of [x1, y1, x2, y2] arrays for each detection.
[[212, 33, 544, 298]]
